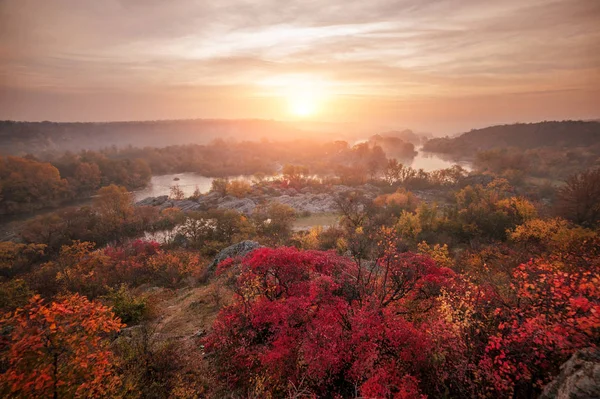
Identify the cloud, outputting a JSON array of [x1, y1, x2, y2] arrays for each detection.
[[0, 0, 598, 130]]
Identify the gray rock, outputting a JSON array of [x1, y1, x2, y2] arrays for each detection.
[[208, 240, 261, 275], [271, 193, 337, 213], [136, 195, 169, 207], [173, 200, 202, 212], [217, 197, 257, 214], [540, 348, 600, 399], [192, 328, 207, 338]]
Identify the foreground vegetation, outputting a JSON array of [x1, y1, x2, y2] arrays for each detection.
[[1, 129, 599, 398]]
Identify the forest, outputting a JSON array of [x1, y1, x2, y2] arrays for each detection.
[[0, 120, 330, 156], [423, 121, 600, 180], [0, 120, 599, 398], [0, 137, 420, 215]]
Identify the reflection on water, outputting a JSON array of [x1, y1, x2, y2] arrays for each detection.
[[352, 139, 471, 173], [409, 148, 472, 172], [132, 173, 214, 201], [132, 149, 473, 202], [1, 156, 471, 240]]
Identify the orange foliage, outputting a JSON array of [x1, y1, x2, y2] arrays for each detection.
[[1, 294, 124, 398]]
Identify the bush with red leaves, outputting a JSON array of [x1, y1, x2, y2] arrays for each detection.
[[205, 247, 454, 398]]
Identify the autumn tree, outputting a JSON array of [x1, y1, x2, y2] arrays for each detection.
[[180, 209, 255, 254], [70, 162, 101, 195], [94, 184, 134, 241], [0, 294, 123, 399], [556, 168, 600, 228], [210, 178, 229, 196], [0, 156, 68, 214], [282, 164, 309, 188], [252, 203, 296, 245], [226, 179, 252, 198], [169, 184, 185, 200], [0, 242, 46, 278]]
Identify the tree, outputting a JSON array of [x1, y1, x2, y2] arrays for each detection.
[[0, 156, 68, 214], [384, 159, 402, 185], [252, 203, 296, 245], [94, 185, 134, 240], [169, 184, 185, 200], [282, 164, 309, 188], [0, 242, 46, 278], [71, 162, 101, 195], [1, 294, 123, 398], [556, 168, 600, 228], [210, 178, 229, 196], [227, 180, 252, 198]]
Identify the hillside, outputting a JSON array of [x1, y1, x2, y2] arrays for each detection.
[[423, 120, 600, 157], [0, 119, 330, 156]]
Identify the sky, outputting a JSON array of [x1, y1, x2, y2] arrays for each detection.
[[0, 0, 599, 133]]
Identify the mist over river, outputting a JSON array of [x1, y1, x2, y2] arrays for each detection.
[[0, 150, 470, 240], [410, 148, 472, 172], [132, 173, 217, 202]]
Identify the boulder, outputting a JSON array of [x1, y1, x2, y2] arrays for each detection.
[[207, 240, 261, 275], [540, 348, 600, 399]]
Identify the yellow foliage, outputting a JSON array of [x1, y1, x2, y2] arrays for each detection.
[[509, 217, 597, 253], [395, 210, 422, 241], [373, 188, 419, 211], [497, 196, 538, 222], [297, 226, 323, 250], [418, 241, 453, 268], [227, 180, 252, 198]]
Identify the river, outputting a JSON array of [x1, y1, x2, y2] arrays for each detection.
[[133, 149, 471, 201], [409, 147, 472, 172], [132, 173, 217, 201], [1, 151, 470, 240]]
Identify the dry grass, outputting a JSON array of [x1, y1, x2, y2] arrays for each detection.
[[149, 281, 233, 340]]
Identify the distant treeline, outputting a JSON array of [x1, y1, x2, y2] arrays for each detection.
[[0, 119, 324, 155], [423, 120, 600, 179], [1, 138, 418, 215], [0, 154, 151, 215]]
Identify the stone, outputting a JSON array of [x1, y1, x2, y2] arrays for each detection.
[[207, 240, 261, 275], [136, 195, 169, 207], [540, 348, 600, 399], [217, 197, 257, 215]]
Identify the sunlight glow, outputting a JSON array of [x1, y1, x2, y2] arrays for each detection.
[[259, 74, 330, 118], [288, 90, 319, 117]]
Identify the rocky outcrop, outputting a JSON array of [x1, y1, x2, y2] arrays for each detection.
[[272, 193, 336, 213], [136, 196, 201, 211], [135, 184, 382, 215], [207, 240, 261, 275], [137, 195, 169, 207], [217, 197, 257, 214], [540, 348, 600, 399]]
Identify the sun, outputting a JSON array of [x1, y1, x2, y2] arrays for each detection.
[[258, 74, 329, 119], [288, 91, 319, 117]]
